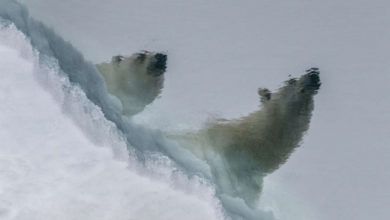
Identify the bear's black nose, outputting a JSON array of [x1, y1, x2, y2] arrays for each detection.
[[153, 53, 167, 72], [309, 72, 320, 83], [155, 53, 167, 64], [304, 67, 321, 90], [147, 53, 167, 76]]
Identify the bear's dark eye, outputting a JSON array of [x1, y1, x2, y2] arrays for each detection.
[[136, 53, 146, 63], [113, 55, 124, 63], [288, 78, 297, 85]]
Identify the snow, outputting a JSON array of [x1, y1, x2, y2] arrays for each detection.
[[2, 0, 390, 219], [0, 24, 222, 220]]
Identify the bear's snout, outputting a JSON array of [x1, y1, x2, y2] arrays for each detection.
[[155, 53, 167, 62], [302, 67, 321, 91], [155, 53, 167, 69], [148, 53, 167, 76], [309, 72, 320, 86]]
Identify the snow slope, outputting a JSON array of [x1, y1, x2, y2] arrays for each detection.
[[0, 22, 222, 220], [2, 0, 390, 219]]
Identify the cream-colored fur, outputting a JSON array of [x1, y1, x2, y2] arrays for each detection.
[[96, 51, 167, 116], [173, 68, 321, 207]]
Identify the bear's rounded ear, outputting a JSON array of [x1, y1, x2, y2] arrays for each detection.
[[112, 55, 124, 63], [258, 88, 271, 102]]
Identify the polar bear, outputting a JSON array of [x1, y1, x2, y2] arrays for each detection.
[[96, 51, 167, 116], [173, 68, 321, 207]]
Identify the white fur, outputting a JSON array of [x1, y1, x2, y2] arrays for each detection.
[[172, 70, 321, 207], [96, 52, 165, 116]]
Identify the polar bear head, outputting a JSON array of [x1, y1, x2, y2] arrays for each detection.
[[258, 67, 320, 104], [111, 51, 167, 77], [96, 51, 167, 116], [202, 68, 321, 207], [250, 68, 321, 173]]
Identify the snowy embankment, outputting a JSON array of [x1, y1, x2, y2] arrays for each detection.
[[0, 22, 222, 220]]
